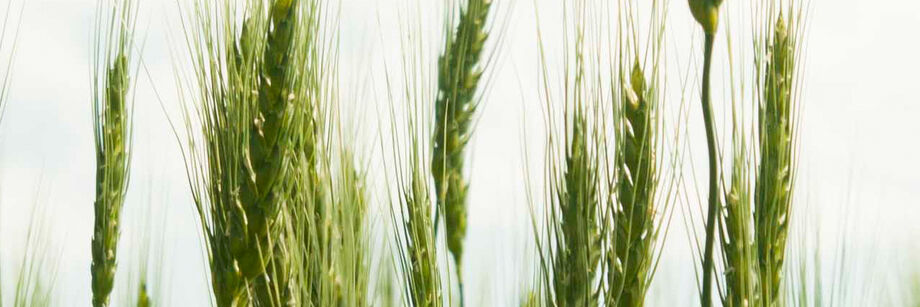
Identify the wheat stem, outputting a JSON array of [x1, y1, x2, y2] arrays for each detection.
[[699, 32, 720, 307]]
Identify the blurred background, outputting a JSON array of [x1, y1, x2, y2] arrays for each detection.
[[0, 0, 917, 305]]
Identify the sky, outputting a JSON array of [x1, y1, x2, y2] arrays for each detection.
[[0, 0, 918, 306]]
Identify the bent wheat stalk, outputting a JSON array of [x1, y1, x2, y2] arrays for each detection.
[[688, 0, 725, 306], [91, 1, 135, 306]]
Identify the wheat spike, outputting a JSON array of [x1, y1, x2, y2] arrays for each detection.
[[608, 62, 658, 307], [432, 0, 493, 286], [90, 1, 134, 305], [755, 12, 797, 304]]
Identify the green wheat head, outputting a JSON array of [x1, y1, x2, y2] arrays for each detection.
[[182, 0, 326, 305], [91, 1, 135, 306], [432, 0, 493, 287], [607, 62, 659, 307], [755, 9, 801, 305], [720, 126, 758, 307], [535, 2, 603, 305], [552, 108, 601, 307]]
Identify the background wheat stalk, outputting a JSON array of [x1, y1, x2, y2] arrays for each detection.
[[389, 101, 442, 307], [90, 1, 135, 306], [720, 126, 758, 307], [432, 0, 492, 294]]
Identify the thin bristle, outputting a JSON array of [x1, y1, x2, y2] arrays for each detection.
[[91, 1, 135, 306]]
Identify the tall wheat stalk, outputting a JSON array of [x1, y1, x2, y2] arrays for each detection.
[[688, 0, 725, 305], [605, 2, 669, 305], [432, 0, 492, 298], [534, 1, 602, 306], [90, 1, 136, 306], [181, 0, 324, 305], [754, 2, 804, 303]]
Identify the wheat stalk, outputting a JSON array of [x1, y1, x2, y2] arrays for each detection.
[[534, 2, 603, 305], [688, 0, 725, 305], [432, 0, 493, 294], [607, 62, 659, 307], [90, 1, 135, 306], [602, 3, 670, 305], [182, 0, 322, 305], [720, 125, 758, 307], [754, 3, 803, 303], [388, 96, 442, 307], [330, 145, 370, 306]]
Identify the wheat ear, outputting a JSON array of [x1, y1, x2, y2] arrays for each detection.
[[755, 9, 800, 304], [183, 0, 313, 305], [91, 1, 135, 306], [607, 61, 659, 307], [432, 1, 493, 290], [720, 126, 757, 307], [535, 2, 602, 306]]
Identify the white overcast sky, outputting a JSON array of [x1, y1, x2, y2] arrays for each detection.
[[0, 0, 918, 306]]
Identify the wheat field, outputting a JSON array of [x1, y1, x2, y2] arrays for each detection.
[[0, 0, 918, 306]]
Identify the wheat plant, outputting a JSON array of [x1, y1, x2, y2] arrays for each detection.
[[605, 2, 670, 306], [388, 94, 443, 307], [753, 2, 804, 304], [688, 0, 726, 305], [533, 1, 603, 306], [90, 1, 136, 306], [720, 123, 757, 307], [181, 0, 323, 305], [432, 0, 493, 299]]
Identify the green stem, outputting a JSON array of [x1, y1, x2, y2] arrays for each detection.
[[699, 33, 719, 307]]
